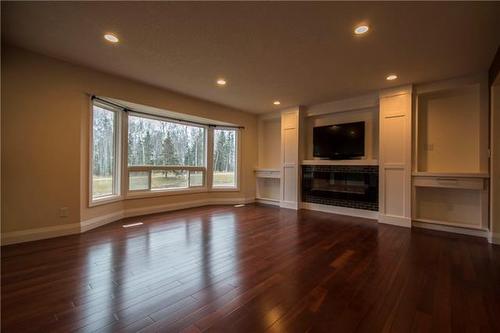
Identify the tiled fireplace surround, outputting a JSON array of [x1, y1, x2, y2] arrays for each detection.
[[302, 165, 379, 211]]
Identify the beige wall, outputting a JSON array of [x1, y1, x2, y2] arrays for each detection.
[[257, 117, 281, 169], [1, 45, 257, 233]]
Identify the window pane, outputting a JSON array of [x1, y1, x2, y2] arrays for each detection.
[[92, 105, 117, 199], [213, 129, 237, 187], [151, 170, 188, 189], [189, 171, 204, 187], [129, 171, 149, 191], [128, 115, 205, 167]]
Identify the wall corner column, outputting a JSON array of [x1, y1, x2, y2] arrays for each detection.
[[378, 86, 413, 228], [280, 106, 305, 210]]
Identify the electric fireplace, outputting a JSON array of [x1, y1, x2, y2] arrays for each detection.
[[302, 165, 378, 211]]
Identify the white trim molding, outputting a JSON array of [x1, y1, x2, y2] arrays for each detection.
[[255, 198, 280, 206], [301, 202, 378, 220], [378, 85, 413, 230], [1, 223, 81, 246], [125, 197, 254, 219], [489, 232, 500, 245], [280, 200, 299, 210], [2, 197, 255, 246], [414, 221, 489, 239], [80, 210, 125, 233], [378, 214, 412, 228]]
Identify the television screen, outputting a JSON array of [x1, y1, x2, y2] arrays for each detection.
[[313, 121, 365, 159]]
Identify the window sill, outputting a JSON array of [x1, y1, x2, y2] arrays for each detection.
[[210, 186, 239, 192], [88, 186, 242, 207], [89, 195, 123, 207], [125, 187, 208, 200]]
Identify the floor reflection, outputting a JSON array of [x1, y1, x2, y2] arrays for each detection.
[[3, 205, 499, 332]]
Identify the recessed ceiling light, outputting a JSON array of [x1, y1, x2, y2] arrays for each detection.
[[386, 74, 398, 81], [104, 33, 119, 43], [354, 25, 369, 35], [273, 101, 281, 105], [216, 79, 227, 86]]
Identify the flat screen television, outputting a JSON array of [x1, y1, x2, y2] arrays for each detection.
[[313, 121, 365, 159]]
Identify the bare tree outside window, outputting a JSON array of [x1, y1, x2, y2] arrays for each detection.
[[213, 129, 237, 187], [92, 105, 118, 199]]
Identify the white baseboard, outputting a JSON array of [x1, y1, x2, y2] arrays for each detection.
[[301, 202, 378, 220], [1, 223, 81, 246], [2, 197, 255, 246], [488, 232, 500, 245], [80, 211, 125, 233], [378, 214, 412, 228], [125, 197, 254, 218], [255, 198, 280, 206], [280, 201, 299, 210], [413, 221, 489, 239]]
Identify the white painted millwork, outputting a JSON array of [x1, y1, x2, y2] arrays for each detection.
[[414, 74, 489, 174], [255, 114, 282, 204], [412, 176, 489, 230], [413, 221, 488, 238], [413, 176, 486, 190], [378, 86, 413, 228], [1, 197, 255, 245], [254, 169, 280, 179], [252, 74, 493, 240], [280, 107, 304, 210], [255, 169, 281, 204], [412, 74, 490, 235]]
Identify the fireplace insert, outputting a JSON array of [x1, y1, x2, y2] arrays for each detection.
[[302, 165, 378, 211]]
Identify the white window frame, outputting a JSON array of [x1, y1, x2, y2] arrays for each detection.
[[211, 127, 240, 191], [89, 100, 122, 207], [124, 112, 209, 198], [88, 98, 242, 205]]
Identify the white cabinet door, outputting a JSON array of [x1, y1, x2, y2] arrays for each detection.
[[379, 87, 412, 227]]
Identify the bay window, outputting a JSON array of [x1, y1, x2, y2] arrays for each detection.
[[90, 98, 239, 205], [127, 114, 206, 192], [213, 128, 238, 189], [90, 102, 121, 203]]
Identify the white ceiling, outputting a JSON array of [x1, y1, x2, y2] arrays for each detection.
[[2, 2, 499, 113]]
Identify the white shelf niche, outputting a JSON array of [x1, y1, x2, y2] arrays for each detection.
[[414, 76, 489, 174], [256, 114, 282, 204]]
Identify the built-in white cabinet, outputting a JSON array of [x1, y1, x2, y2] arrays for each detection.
[[378, 86, 413, 227], [280, 107, 304, 209], [412, 175, 488, 230], [254, 73, 491, 239], [255, 168, 281, 205], [255, 169, 281, 178], [255, 115, 282, 205], [412, 74, 490, 234], [414, 75, 489, 174], [255, 107, 304, 209]]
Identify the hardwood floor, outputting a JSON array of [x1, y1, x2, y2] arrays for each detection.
[[2, 204, 500, 332]]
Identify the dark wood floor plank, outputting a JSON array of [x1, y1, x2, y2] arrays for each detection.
[[2, 204, 499, 333]]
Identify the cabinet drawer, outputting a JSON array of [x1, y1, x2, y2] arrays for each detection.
[[413, 176, 484, 190], [255, 170, 280, 179]]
